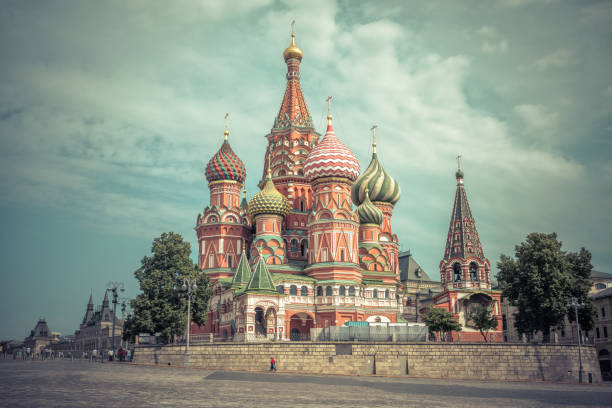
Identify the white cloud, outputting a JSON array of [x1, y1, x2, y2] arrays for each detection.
[[514, 104, 559, 129], [535, 48, 575, 70], [482, 40, 508, 54]]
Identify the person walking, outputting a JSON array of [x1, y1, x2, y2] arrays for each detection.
[[269, 357, 276, 372], [108, 349, 113, 362]]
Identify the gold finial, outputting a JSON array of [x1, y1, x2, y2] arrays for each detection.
[[242, 189, 246, 199], [326, 96, 333, 124], [370, 125, 378, 153], [267, 152, 272, 178], [456, 154, 462, 170], [242, 238, 246, 254], [283, 20, 303, 61], [224, 113, 229, 140]]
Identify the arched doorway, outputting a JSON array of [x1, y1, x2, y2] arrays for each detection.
[[254, 307, 265, 335], [265, 307, 277, 339], [289, 313, 314, 341]]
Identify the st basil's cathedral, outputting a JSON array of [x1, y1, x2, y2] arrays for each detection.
[[195, 29, 502, 342]]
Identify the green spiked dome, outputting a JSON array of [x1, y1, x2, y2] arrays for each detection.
[[247, 170, 291, 219], [357, 188, 384, 225], [231, 250, 251, 289], [245, 255, 277, 294], [352, 151, 401, 206]]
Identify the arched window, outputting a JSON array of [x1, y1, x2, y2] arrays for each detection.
[[228, 256, 233, 268], [453, 263, 462, 282], [469, 262, 479, 281], [373, 289, 378, 298], [290, 239, 298, 252], [317, 286, 323, 296], [299, 199, 305, 212], [339, 286, 346, 296], [596, 283, 606, 290], [301, 240, 308, 257], [300, 286, 308, 296], [325, 286, 332, 296], [348, 286, 355, 296], [276, 285, 284, 294], [385, 289, 390, 299], [289, 285, 297, 295]]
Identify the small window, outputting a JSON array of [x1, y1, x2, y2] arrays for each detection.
[[300, 286, 308, 296], [561, 330, 565, 337], [317, 286, 323, 296], [290, 285, 297, 295], [385, 289, 390, 299], [373, 289, 378, 298], [348, 287, 355, 296], [300, 240, 308, 257], [339, 286, 346, 296], [321, 248, 328, 262], [290, 239, 298, 252], [340, 249, 345, 262], [325, 286, 332, 296], [453, 263, 462, 282], [605, 327, 609, 338], [300, 200, 305, 212], [209, 255, 214, 269], [595, 283, 606, 290], [276, 285, 284, 294], [602, 307, 606, 318], [597, 327, 601, 338], [469, 262, 478, 282], [228, 256, 233, 268]]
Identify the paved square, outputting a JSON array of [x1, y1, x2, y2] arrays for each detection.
[[0, 360, 610, 407]]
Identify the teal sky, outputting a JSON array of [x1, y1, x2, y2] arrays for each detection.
[[1, 0, 611, 340]]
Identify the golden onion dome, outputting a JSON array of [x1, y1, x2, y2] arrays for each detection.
[[283, 34, 303, 62], [247, 171, 291, 219]]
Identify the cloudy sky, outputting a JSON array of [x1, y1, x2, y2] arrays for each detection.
[[1, 0, 611, 340]]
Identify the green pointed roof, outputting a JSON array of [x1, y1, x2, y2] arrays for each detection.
[[245, 256, 277, 293], [231, 251, 251, 289]]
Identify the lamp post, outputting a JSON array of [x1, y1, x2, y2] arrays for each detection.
[[106, 282, 125, 361], [568, 297, 584, 383], [182, 277, 197, 366], [118, 298, 129, 349]]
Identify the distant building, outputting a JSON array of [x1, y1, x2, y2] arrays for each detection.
[[398, 250, 441, 322], [24, 319, 55, 354], [592, 287, 612, 379], [591, 270, 612, 293], [74, 291, 123, 352]]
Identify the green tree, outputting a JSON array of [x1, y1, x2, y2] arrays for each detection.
[[422, 306, 462, 342], [123, 232, 212, 344], [469, 305, 498, 342], [497, 232, 595, 342]]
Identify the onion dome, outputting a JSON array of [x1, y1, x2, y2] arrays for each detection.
[[247, 170, 291, 219], [357, 188, 384, 225], [205, 130, 246, 184], [351, 143, 401, 206], [283, 32, 303, 61], [303, 115, 360, 182]]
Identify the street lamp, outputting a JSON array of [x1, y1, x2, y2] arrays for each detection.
[[106, 282, 125, 361], [568, 297, 584, 383], [181, 277, 197, 366]]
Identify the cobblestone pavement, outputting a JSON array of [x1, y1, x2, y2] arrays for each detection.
[[0, 360, 610, 407]]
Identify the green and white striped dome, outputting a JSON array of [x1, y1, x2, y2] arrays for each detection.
[[352, 152, 401, 206], [357, 189, 384, 225]]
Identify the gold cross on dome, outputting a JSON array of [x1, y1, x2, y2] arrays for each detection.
[[370, 124, 378, 153], [456, 154, 462, 170], [326, 96, 332, 116], [291, 20, 296, 37]]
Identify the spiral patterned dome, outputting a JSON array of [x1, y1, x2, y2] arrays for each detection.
[[357, 188, 384, 225], [304, 117, 360, 182], [205, 131, 246, 184], [247, 171, 291, 219], [352, 152, 401, 206]]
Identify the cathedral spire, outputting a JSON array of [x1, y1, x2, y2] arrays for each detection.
[[443, 161, 485, 262], [274, 21, 313, 130]]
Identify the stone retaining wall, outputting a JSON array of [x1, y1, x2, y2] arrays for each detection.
[[133, 342, 602, 384]]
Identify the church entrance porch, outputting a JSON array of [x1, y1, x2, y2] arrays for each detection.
[[289, 313, 314, 341]]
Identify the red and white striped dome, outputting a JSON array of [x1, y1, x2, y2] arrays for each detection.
[[304, 117, 360, 182]]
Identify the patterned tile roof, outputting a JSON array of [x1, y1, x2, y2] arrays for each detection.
[[352, 151, 401, 206], [245, 255, 277, 293], [442, 169, 485, 261], [303, 118, 360, 181], [205, 135, 246, 184], [231, 251, 251, 289], [247, 171, 290, 218]]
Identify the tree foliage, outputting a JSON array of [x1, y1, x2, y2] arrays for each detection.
[[469, 305, 498, 342], [422, 306, 462, 342], [497, 232, 596, 342], [123, 232, 212, 344]]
